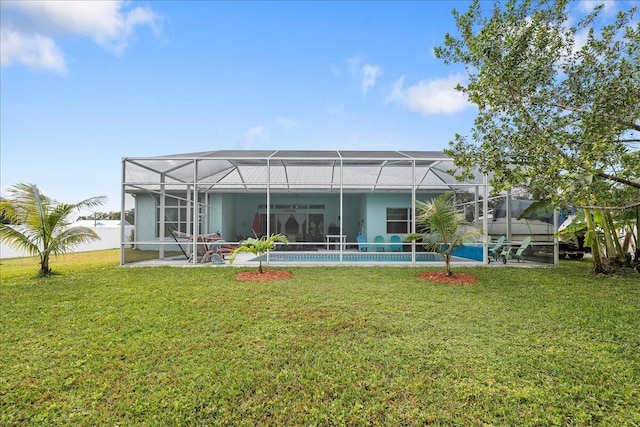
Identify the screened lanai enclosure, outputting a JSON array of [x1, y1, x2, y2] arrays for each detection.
[[120, 150, 560, 266]]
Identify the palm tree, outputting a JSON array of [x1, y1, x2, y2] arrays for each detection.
[[229, 233, 288, 273], [408, 192, 480, 276], [0, 183, 106, 276]]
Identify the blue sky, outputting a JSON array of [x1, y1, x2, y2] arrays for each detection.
[[0, 0, 629, 212]]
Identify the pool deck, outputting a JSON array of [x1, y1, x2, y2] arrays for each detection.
[[124, 249, 552, 268]]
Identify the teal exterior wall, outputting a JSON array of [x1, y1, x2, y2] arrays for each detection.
[[341, 195, 364, 242], [134, 193, 157, 250], [134, 193, 189, 252], [209, 193, 236, 241], [133, 190, 444, 250], [136, 194, 156, 241], [233, 194, 268, 238], [364, 193, 412, 242]]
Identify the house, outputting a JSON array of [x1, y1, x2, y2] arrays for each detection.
[[120, 150, 559, 265]]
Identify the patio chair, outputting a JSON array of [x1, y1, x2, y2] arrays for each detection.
[[189, 233, 229, 264], [170, 229, 190, 260], [170, 230, 210, 263], [374, 235, 385, 252], [189, 242, 214, 263], [210, 253, 225, 265], [390, 235, 402, 252], [500, 236, 532, 264], [487, 235, 506, 263], [356, 234, 368, 252], [209, 237, 237, 260]]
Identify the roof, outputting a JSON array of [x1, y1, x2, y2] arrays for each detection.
[[123, 150, 486, 193]]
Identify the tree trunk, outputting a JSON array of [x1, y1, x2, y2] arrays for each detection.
[[604, 211, 626, 263], [445, 254, 452, 276], [39, 254, 51, 276], [600, 210, 617, 259], [622, 227, 633, 256], [636, 207, 640, 262], [584, 208, 610, 274]]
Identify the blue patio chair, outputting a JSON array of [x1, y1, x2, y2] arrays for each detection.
[[487, 235, 506, 263], [374, 235, 385, 252], [390, 235, 402, 252], [356, 234, 368, 252]]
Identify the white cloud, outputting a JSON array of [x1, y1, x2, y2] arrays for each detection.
[[571, 1, 619, 54], [386, 74, 470, 115], [244, 125, 268, 143], [347, 54, 362, 77], [346, 54, 382, 94], [578, 0, 617, 14], [276, 117, 298, 130], [361, 64, 382, 94], [0, 29, 66, 74], [573, 28, 590, 54], [0, 0, 160, 72]]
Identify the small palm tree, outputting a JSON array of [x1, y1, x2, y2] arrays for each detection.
[[229, 233, 288, 273], [0, 183, 106, 277], [408, 192, 480, 276]]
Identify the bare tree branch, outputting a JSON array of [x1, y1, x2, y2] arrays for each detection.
[[550, 101, 640, 132], [580, 200, 640, 210], [595, 170, 640, 189]]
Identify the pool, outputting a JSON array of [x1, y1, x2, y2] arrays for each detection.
[[250, 251, 473, 264]]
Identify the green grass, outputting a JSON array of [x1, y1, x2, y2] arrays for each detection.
[[1, 251, 639, 426]]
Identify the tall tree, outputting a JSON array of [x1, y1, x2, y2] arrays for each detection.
[[0, 184, 106, 276], [436, 0, 640, 273]]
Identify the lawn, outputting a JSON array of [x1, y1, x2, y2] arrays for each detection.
[[1, 250, 639, 426]]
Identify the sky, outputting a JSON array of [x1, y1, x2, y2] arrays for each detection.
[[0, 0, 630, 213]]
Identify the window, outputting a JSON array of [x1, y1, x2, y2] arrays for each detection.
[[257, 213, 324, 240], [386, 208, 412, 234], [254, 204, 326, 238], [258, 213, 278, 236], [156, 195, 206, 237]]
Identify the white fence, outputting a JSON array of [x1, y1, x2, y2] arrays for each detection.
[[0, 225, 133, 259]]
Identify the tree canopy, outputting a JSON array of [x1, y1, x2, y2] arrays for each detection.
[[436, 0, 639, 209]]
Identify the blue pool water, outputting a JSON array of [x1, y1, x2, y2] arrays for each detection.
[[250, 252, 472, 263]]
